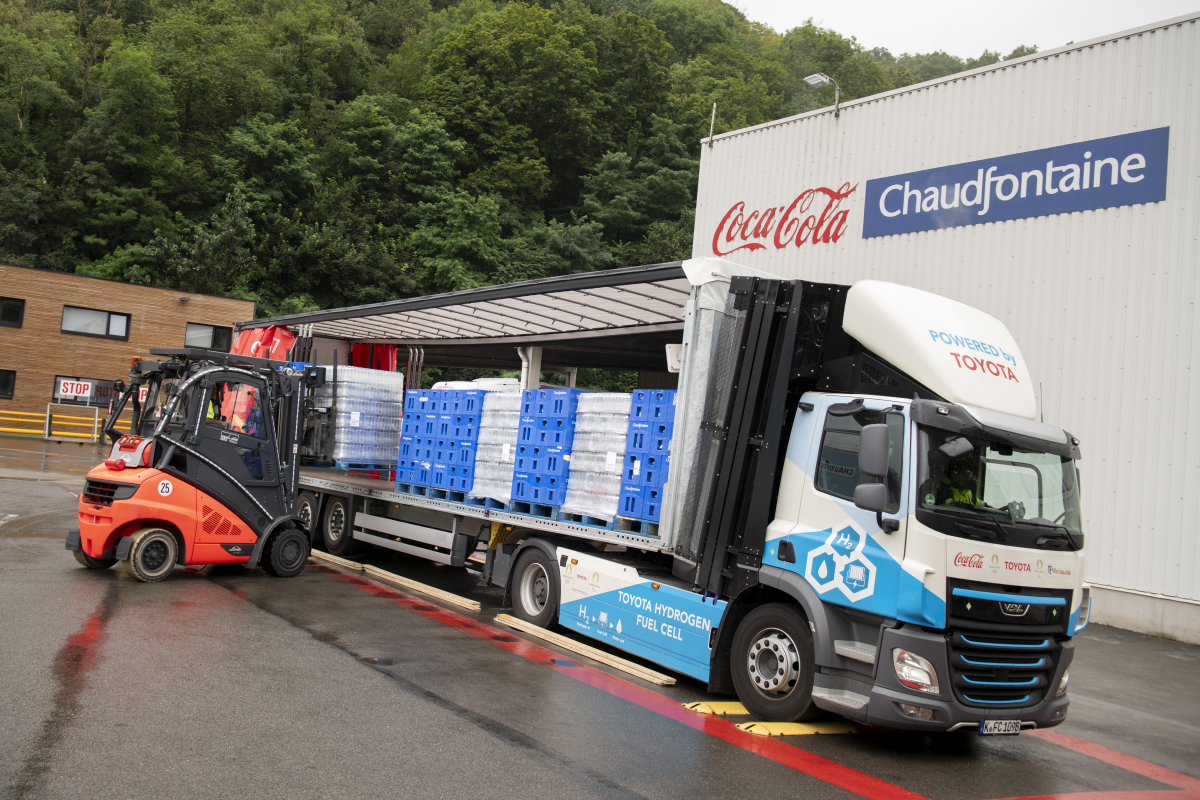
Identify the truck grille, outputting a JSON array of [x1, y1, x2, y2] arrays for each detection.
[[949, 630, 1060, 708], [83, 480, 121, 507]]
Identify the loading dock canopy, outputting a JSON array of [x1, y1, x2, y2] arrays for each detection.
[[237, 262, 690, 372]]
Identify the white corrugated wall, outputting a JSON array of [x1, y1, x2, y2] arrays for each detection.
[[692, 15, 1200, 608]]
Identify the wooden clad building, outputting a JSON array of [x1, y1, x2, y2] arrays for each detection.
[[0, 263, 255, 416]]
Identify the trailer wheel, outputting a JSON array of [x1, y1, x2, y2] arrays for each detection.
[[322, 495, 358, 555], [73, 550, 117, 570], [120, 528, 178, 583], [296, 492, 319, 541], [731, 603, 819, 722], [512, 548, 558, 628], [262, 528, 310, 578]]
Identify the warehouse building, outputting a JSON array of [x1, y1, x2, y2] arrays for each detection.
[[691, 13, 1199, 641], [0, 264, 255, 431]]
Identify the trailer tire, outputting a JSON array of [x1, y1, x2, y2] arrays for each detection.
[[120, 528, 178, 582], [296, 492, 319, 542], [322, 495, 358, 555], [512, 548, 558, 628], [731, 603, 820, 722], [262, 528, 310, 578], [73, 549, 117, 570]]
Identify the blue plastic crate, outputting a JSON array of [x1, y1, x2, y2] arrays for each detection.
[[518, 415, 575, 448], [452, 413, 479, 441], [400, 436, 415, 458], [522, 388, 581, 418], [625, 452, 668, 485], [447, 462, 473, 491], [626, 420, 652, 453], [430, 462, 449, 488], [451, 440, 477, 466], [511, 472, 565, 505], [405, 389, 437, 413], [618, 484, 663, 521]]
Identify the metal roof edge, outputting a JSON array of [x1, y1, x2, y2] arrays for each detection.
[[700, 12, 1200, 145], [235, 262, 686, 330], [333, 321, 686, 348]]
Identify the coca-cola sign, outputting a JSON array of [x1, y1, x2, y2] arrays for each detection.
[[954, 552, 984, 569], [711, 183, 858, 256]]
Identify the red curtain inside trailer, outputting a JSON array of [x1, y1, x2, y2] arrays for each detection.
[[350, 343, 397, 371], [230, 326, 297, 360]]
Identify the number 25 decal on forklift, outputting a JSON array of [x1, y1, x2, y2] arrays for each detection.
[[157, 480, 173, 497], [804, 525, 877, 602]]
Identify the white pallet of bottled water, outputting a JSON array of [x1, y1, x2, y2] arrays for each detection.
[[562, 392, 631, 521], [309, 365, 406, 465], [577, 393, 633, 415], [468, 391, 522, 503]]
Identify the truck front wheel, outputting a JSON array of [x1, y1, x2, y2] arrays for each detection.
[[731, 603, 820, 722], [512, 548, 558, 628]]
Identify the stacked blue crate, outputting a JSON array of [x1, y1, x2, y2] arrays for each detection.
[[511, 388, 580, 506], [618, 390, 676, 522], [399, 389, 438, 485]]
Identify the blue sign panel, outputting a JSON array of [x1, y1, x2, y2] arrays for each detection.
[[862, 127, 1169, 238]]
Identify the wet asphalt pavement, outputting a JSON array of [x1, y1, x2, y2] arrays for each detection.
[[1, 437, 1198, 799]]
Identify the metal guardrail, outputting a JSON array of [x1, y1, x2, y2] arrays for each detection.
[[0, 406, 134, 441], [0, 409, 45, 436]]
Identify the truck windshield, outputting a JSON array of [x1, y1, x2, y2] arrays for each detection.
[[917, 427, 1083, 535]]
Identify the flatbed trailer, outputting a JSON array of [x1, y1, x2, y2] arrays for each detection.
[[260, 258, 1089, 732]]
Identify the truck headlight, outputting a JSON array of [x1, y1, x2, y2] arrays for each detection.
[[1057, 669, 1070, 697], [893, 648, 940, 695]]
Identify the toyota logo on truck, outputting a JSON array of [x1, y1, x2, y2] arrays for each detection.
[[954, 552, 984, 568], [711, 183, 857, 256]]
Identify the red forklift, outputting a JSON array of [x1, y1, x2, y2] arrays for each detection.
[[66, 349, 326, 582]]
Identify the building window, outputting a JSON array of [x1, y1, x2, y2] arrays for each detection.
[[61, 306, 130, 340], [185, 322, 233, 352], [0, 298, 24, 328], [0, 370, 14, 400]]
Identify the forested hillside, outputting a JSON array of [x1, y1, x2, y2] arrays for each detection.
[[0, 0, 1035, 315]]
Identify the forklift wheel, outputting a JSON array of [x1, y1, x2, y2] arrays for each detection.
[[262, 528, 310, 578], [121, 528, 179, 582], [73, 550, 117, 570]]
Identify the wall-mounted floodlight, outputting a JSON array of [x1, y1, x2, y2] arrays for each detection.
[[804, 72, 841, 118]]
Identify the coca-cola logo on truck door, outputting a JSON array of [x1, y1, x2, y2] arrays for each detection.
[[711, 183, 858, 256]]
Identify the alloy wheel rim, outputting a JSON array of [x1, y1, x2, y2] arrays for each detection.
[[747, 628, 801, 699], [520, 562, 549, 615]]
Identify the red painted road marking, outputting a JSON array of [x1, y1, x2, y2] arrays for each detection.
[[311, 563, 1195, 800], [313, 564, 925, 800], [982, 730, 1200, 800]]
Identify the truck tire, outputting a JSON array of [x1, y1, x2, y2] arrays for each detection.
[[120, 528, 178, 582], [296, 492, 319, 542], [322, 495, 359, 555], [512, 547, 558, 628], [731, 603, 820, 722], [73, 549, 117, 570], [261, 528, 310, 578]]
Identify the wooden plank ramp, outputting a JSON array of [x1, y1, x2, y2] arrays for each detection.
[[494, 614, 676, 686]]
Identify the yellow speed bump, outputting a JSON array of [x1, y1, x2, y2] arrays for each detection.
[[736, 721, 858, 736], [682, 701, 750, 716]]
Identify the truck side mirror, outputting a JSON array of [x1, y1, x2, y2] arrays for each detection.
[[853, 482, 887, 513], [858, 423, 889, 477]]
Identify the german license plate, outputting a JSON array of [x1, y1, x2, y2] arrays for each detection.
[[979, 719, 1021, 735]]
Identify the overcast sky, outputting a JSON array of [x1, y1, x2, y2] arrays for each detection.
[[731, 1, 1198, 59]]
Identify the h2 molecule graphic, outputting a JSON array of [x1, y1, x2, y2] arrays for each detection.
[[804, 525, 877, 602]]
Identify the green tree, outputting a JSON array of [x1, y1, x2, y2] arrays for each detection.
[[142, 185, 257, 294]]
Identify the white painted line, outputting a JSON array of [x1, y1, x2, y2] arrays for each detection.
[[0, 514, 18, 527], [494, 614, 676, 686], [362, 564, 482, 612]]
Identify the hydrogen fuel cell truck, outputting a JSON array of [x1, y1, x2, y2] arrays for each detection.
[[281, 258, 1089, 734]]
